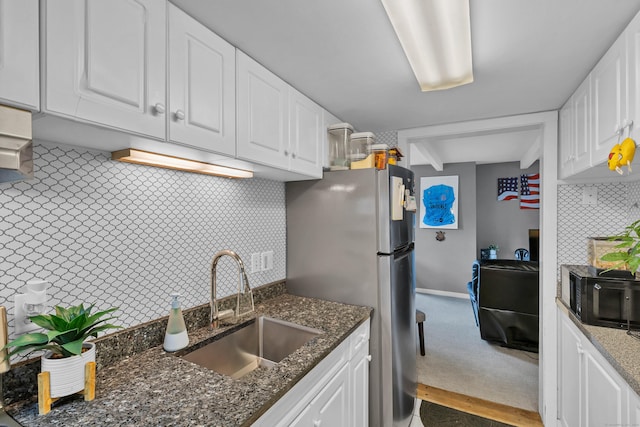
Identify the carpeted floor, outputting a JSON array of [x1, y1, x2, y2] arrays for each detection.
[[416, 293, 539, 412], [420, 400, 513, 427]]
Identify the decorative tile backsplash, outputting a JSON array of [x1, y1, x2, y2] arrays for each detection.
[[0, 142, 286, 339], [557, 181, 640, 270]]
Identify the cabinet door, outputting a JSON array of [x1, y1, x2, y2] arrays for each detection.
[[44, 0, 166, 139], [289, 88, 322, 178], [236, 51, 289, 169], [627, 388, 640, 425], [0, 0, 39, 110], [572, 77, 592, 175], [592, 34, 628, 166], [558, 100, 573, 179], [350, 343, 370, 427], [290, 363, 350, 427], [558, 314, 582, 427], [168, 5, 235, 156], [626, 10, 640, 143], [584, 350, 624, 427]]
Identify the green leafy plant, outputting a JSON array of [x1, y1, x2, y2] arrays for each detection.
[[600, 219, 640, 273], [3, 304, 120, 359], [488, 244, 499, 251]]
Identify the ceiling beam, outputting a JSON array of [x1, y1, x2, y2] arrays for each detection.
[[521, 134, 541, 169], [414, 143, 443, 171]]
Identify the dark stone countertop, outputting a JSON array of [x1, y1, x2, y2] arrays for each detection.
[[7, 294, 372, 427]]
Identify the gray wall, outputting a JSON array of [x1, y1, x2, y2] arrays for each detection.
[[476, 162, 540, 259], [412, 163, 477, 294]]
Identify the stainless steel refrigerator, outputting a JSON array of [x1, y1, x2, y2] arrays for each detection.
[[286, 165, 417, 427]]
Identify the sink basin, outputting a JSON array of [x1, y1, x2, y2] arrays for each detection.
[[180, 316, 322, 379]]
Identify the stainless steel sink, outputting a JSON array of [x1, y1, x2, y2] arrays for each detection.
[[181, 316, 322, 379]]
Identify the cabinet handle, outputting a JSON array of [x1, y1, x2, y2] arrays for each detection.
[[366, 355, 372, 362], [284, 150, 289, 156], [576, 343, 584, 355], [154, 103, 166, 115], [175, 109, 185, 120]]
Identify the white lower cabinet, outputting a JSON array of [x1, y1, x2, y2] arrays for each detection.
[[289, 364, 350, 427], [557, 307, 632, 427], [627, 387, 640, 424], [254, 320, 370, 427], [350, 337, 370, 427]]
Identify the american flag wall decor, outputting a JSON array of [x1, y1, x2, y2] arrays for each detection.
[[497, 177, 518, 201], [520, 173, 540, 209]]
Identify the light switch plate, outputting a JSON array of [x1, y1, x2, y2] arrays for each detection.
[[261, 251, 273, 271], [251, 253, 261, 273]]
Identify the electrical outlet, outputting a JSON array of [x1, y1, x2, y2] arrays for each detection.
[[251, 253, 261, 273], [261, 251, 273, 271], [14, 293, 41, 335], [582, 187, 598, 205]]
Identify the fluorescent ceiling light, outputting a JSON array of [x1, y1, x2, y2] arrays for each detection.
[[381, 0, 473, 91], [111, 149, 253, 179]]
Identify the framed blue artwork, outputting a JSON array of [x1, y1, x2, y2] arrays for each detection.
[[419, 175, 459, 229]]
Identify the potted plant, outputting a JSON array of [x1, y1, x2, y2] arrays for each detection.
[[600, 219, 640, 274], [3, 304, 120, 398], [488, 244, 499, 259]]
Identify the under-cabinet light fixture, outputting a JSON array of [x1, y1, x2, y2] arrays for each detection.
[[111, 149, 254, 179], [381, 0, 473, 91]]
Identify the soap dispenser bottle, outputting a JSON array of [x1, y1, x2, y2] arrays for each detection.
[[163, 293, 189, 352]]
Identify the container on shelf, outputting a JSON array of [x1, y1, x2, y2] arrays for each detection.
[[327, 123, 354, 171], [372, 144, 389, 169], [349, 132, 375, 164], [388, 147, 403, 165]]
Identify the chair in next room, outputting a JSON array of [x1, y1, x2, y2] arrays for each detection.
[[466, 260, 481, 326]]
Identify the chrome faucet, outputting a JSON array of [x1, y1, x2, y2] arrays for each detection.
[[210, 250, 255, 329]]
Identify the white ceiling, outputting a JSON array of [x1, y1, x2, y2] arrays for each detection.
[[171, 0, 640, 167]]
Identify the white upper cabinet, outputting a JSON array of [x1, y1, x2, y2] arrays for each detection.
[[43, 0, 166, 139], [558, 101, 573, 179], [289, 88, 323, 177], [237, 50, 324, 178], [558, 78, 591, 179], [168, 5, 236, 156], [0, 0, 39, 110], [591, 34, 629, 166], [573, 77, 592, 174], [236, 51, 290, 169], [627, 11, 640, 143]]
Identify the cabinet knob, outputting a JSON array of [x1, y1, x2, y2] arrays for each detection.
[[175, 109, 185, 120], [291, 152, 297, 159], [576, 343, 584, 355], [366, 355, 372, 362], [284, 150, 289, 156], [154, 103, 166, 115], [313, 420, 321, 427]]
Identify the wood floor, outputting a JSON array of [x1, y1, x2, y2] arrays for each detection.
[[417, 383, 544, 427]]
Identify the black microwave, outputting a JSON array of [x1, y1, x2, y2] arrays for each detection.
[[569, 269, 640, 329]]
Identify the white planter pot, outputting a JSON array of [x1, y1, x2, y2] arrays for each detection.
[[41, 342, 95, 398], [489, 249, 497, 259]]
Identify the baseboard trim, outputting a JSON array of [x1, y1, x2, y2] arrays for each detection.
[[416, 288, 468, 299]]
